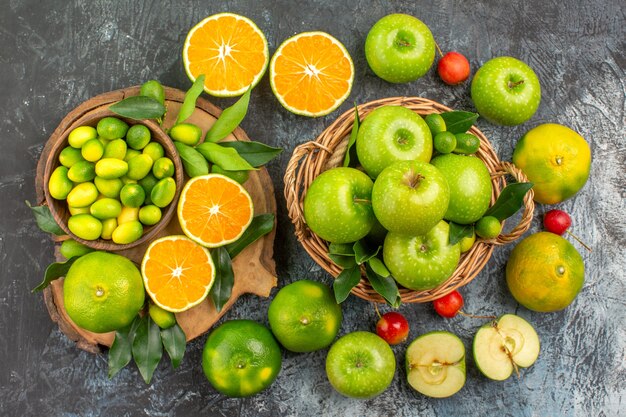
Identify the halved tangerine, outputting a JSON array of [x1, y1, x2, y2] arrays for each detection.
[[177, 174, 254, 248], [141, 235, 215, 313], [270, 31, 354, 117]]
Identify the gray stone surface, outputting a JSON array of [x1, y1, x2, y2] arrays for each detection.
[[1, 0, 624, 416]]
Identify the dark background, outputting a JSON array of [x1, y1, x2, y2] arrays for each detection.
[[1, 0, 624, 416]]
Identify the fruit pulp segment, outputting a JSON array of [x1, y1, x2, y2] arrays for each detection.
[[186, 14, 267, 94], [473, 325, 514, 380], [497, 314, 540, 367], [271, 33, 353, 115]]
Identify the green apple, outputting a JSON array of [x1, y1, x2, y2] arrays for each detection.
[[473, 314, 540, 381], [325, 331, 396, 399], [431, 153, 492, 225], [471, 56, 541, 126], [406, 331, 466, 398], [303, 167, 375, 244], [365, 14, 435, 83], [372, 160, 449, 236], [383, 220, 460, 290], [356, 106, 432, 178]]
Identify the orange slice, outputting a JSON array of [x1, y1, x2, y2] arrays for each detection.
[[141, 235, 215, 313], [177, 174, 254, 247], [183, 12, 269, 97], [270, 31, 354, 117]]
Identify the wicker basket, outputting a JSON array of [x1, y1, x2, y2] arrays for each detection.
[[284, 97, 535, 304]]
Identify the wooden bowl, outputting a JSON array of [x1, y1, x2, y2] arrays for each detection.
[[42, 107, 184, 251], [284, 96, 535, 304]]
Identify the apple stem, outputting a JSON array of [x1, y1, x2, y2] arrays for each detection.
[[566, 230, 592, 252], [434, 41, 444, 58], [353, 198, 372, 205], [458, 310, 497, 320], [373, 302, 382, 319], [508, 79, 525, 89]]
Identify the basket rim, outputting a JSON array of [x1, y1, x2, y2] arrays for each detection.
[[284, 96, 535, 304]]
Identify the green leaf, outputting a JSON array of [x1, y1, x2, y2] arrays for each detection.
[[225, 214, 275, 259], [328, 253, 357, 269], [174, 142, 209, 177], [205, 88, 251, 143], [32, 256, 78, 292], [131, 315, 163, 384], [449, 222, 475, 246], [160, 323, 186, 369], [440, 111, 479, 134], [365, 264, 401, 308], [484, 182, 534, 221], [210, 246, 235, 312], [353, 240, 381, 265], [108, 321, 135, 379], [26, 201, 64, 236], [218, 141, 283, 167], [175, 75, 205, 125], [328, 243, 355, 257], [109, 96, 166, 120], [333, 266, 361, 303], [367, 257, 390, 278], [343, 104, 360, 167], [196, 142, 257, 171]]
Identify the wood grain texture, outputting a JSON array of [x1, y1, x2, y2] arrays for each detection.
[[1, 0, 624, 416]]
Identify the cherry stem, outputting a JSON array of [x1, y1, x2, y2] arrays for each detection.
[[567, 230, 592, 252], [373, 302, 382, 319], [434, 41, 444, 58], [458, 310, 497, 320]]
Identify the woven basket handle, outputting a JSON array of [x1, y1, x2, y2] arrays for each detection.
[[489, 161, 535, 245]]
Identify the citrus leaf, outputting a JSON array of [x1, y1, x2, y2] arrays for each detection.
[[353, 240, 381, 265], [26, 201, 64, 236], [449, 222, 475, 246], [440, 111, 479, 134], [365, 263, 401, 308], [333, 266, 361, 303], [109, 96, 166, 120], [131, 315, 163, 384], [174, 142, 209, 177], [205, 88, 251, 143], [218, 141, 283, 167], [32, 256, 78, 292], [328, 243, 355, 257], [196, 142, 257, 171], [161, 323, 186, 369], [367, 257, 390, 278], [484, 182, 534, 221], [210, 246, 234, 313], [225, 213, 275, 259], [108, 320, 136, 379], [343, 104, 360, 167], [328, 253, 357, 269], [175, 74, 205, 125]]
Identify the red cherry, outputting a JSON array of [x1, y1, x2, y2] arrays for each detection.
[[543, 209, 572, 235], [376, 312, 409, 345], [433, 290, 464, 318], [437, 52, 471, 85]]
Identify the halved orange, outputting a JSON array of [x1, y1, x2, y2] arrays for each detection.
[[177, 174, 254, 248], [183, 12, 269, 97], [270, 31, 354, 117], [141, 235, 215, 313]]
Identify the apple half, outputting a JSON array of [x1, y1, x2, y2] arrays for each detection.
[[405, 331, 466, 398], [473, 314, 540, 381]]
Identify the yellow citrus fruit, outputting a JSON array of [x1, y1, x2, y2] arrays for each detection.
[[270, 31, 354, 117], [183, 13, 269, 97], [177, 174, 253, 247], [141, 235, 215, 313], [63, 251, 145, 333], [202, 320, 282, 397], [512, 123, 591, 204], [268, 280, 342, 352], [506, 232, 584, 312]]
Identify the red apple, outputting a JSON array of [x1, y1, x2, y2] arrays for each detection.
[[437, 52, 470, 85], [376, 311, 409, 345]]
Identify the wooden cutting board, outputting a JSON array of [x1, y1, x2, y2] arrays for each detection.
[[35, 87, 277, 353]]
